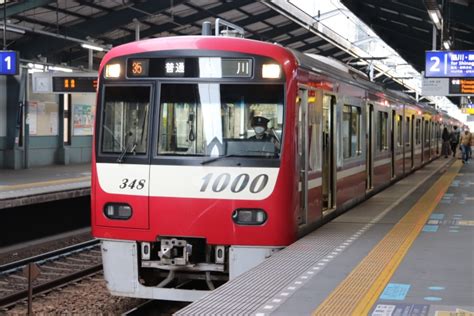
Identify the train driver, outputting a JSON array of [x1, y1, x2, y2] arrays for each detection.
[[249, 116, 280, 150]]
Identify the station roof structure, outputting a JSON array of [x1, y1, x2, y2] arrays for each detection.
[[1, 0, 473, 116]]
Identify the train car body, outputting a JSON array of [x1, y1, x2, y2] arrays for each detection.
[[91, 35, 460, 301]]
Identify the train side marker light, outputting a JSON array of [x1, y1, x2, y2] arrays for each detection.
[[104, 203, 132, 220], [262, 64, 281, 79], [105, 63, 121, 78], [232, 209, 267, 225]]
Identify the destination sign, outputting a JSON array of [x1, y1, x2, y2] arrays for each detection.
[[222, 59, 252, 77], [52, 76, 97, 93], [0, 51, 19, 75], [425, 51, 474, 78], [127, 57, 255, 79], [449, 78, 474, 95]]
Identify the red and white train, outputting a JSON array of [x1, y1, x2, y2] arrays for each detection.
[[91, 31, 460, 301]]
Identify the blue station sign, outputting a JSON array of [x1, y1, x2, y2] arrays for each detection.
[[0, 51, 19, 75], [425, 51, 474, 78]]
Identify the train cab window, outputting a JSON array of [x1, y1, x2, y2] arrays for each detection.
[[100, 86, 150, 155], [157, 83, 284, 158], [415, 119, 421, 145], [342, 105, 361, 158], [377, 111, 388, 151]]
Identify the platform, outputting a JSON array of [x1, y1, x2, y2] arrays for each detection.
[[176, 158, 474, 316], [0, 164, 91, 209]]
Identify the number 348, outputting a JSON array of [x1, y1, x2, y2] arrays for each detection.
[[119, 178, 146, 190]]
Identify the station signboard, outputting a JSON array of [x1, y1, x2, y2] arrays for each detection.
[[425, 51, 474, 78], [0, 50, 19, 75]]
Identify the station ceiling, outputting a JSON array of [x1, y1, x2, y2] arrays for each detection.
[[341, 0, 474, 75], [1, 0, 473, 99]]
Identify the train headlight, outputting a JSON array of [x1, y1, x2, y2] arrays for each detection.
[[262, 64, 281, 79], [232, 209, 267, 225], [104, 63, 121, 78], [104, 203, 132, 220]]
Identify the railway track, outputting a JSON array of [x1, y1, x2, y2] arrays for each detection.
[[0, 239, 102, 308], [122, 299, 189, 316]]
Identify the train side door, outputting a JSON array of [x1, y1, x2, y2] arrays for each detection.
[[322, 95, 335, 213], [297, 88, 308, 225], [366, 104, 374, 190]]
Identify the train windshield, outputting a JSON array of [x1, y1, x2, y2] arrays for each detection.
[[101, 86, 150, 155], [158, 83, 284, 158]]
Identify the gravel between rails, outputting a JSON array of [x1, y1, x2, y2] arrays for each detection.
[[0, 231, 188, 315], [2, 273, 146, 315]]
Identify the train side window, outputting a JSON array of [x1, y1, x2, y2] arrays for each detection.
[[342, 105, 361, 159], [377, 111, 388, 151], [342, 106, 351, 158], [307, 91, 321, 171], [424, 120, 430, 144], [397, 115, 402, 147], [405, 116, 411, 147], [352, 106, 361, 156], [415, 119, 421, 145]]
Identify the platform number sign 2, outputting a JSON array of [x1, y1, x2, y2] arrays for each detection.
[[425, 51, 474, 78], [0, 51, 19, 75]]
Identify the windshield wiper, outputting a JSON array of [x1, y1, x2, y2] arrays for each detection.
[[201, 154, 243, 165], [117, 143, 137, 163]]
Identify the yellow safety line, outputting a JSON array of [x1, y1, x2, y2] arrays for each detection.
[[313, 161, 462, 316], [0, 176, 91, 191]]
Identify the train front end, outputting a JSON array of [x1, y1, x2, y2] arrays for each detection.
[[91, 36, 298, 301]]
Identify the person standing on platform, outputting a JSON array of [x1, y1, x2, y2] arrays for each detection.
[[460, 130, 472, 164], [441, 127, 451, 158], [450, 126, 461, 158]]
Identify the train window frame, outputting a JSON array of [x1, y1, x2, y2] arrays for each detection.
[[152, 81, 285, 167], [96, 82, 155, 163]]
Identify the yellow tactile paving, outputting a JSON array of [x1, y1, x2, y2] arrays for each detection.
[[0, 176, 91, 191], [313, 161, 462, 316]]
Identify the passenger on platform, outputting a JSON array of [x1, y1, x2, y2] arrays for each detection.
[[449, 126, 461, 158], [249, 116, 280, 150], [441, 127, 451, 158], [460, 130, 472, 164]]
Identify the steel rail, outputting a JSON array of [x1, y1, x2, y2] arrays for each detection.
[[0, 239, 100, 274], [0, 263, 102, 307]]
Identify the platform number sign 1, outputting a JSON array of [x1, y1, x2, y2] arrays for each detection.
[[0, 51, 19, 75]]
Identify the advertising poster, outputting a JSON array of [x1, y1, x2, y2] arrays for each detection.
[[73, 104, 95, 136]]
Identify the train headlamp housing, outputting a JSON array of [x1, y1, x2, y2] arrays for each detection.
[[104, 63, 121, 78], [232, 209, 267, 225], [262, 64, 281, 79], [104, 203, 132, 220]]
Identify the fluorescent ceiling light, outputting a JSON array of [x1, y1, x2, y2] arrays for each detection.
[[427, 10, 442, 30], [443, 40, 450, 50], [81, 43, 104, 51], [48, 66, 73, 73], [0, 24, 26, 35]]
